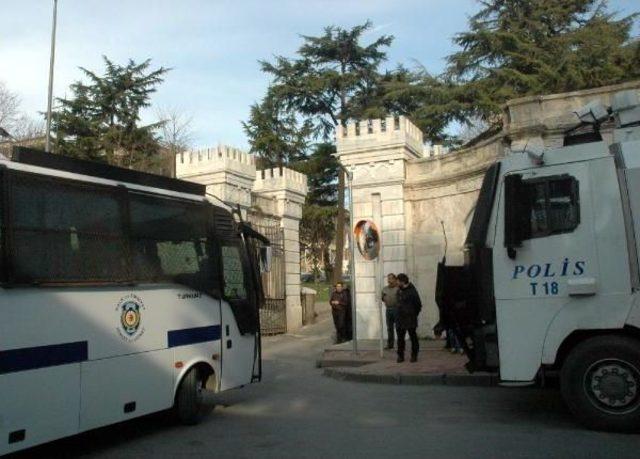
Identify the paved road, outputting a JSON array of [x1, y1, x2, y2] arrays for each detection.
[[14, 312, 639, 459]]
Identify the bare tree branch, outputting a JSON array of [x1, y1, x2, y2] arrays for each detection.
[[0, 81, 20, 133], [156, 107, 194, 155]]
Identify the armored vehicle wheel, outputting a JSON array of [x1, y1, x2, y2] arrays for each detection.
[[560, 335, 640, 432]]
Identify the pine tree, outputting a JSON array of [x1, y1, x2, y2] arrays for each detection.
[[376, 0, 639, 142], [261, 21, 393, 137], [52, 56, 169, 167], [369, 66, 466, 144], [258, 21, 393, 283], [291, 143, 339, 207], [242, 94, 312, 168], [447, 0, 640, 124]]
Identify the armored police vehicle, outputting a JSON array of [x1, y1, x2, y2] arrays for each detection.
[[0, 148, 268, 454], [437, 90, 640, 432]]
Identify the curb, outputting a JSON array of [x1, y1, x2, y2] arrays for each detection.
[[323, 367, 498, 387], [315, 359, 377, 369]]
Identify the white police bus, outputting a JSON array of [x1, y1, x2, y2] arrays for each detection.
[[0, 147, 266, 454]]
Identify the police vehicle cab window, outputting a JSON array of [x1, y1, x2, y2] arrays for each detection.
[[522, 175, 580, 240], [221, 244, 247, 300]]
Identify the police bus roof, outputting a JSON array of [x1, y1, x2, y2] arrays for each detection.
[[10, 146, 205, 197]]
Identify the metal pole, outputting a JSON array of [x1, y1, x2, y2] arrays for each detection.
[[373, 194, 384, 359], [45, 0, 58, 153], [345, 168, 357, 356], [379, 261, 384, 358]]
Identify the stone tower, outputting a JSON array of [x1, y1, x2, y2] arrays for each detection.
[[336, 117, 423, 339]]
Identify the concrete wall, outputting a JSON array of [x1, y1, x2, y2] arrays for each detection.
[[405, 136, 505, 334], [504, 80, 640, 152]]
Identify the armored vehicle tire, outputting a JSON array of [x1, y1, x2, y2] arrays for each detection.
[[560, 335, 640, 432], [175, 366, 214, 425]]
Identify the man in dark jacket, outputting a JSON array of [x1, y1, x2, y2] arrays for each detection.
[[395, 273, 422, 362], [330, 282, 350, 343]]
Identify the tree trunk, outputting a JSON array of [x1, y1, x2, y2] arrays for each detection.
[[333, 170, 345, 284], [323, 246, 333, 282]]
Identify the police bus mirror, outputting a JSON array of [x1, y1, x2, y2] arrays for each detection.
[[504, 174, 526, 258], [259, 246, 272, 273]]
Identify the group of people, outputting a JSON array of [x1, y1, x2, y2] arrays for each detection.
[[330, 273, 424, 363], [383, 272, 463, 357], [381, 273, 422, 362]]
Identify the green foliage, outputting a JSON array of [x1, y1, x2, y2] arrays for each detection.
[[251, 21, 393, 281], [260, 20, 393, 139], [290, 143, 339, 206], [374, 0, 639, 142], [365, 66, 467, 144], [300, 204, 338, 278], [293, 144, 341, 277], [301, 279, 333, 302], [447, 0, 640, 124], [52, 56, 169, 167], [242, 95, 312, 168]]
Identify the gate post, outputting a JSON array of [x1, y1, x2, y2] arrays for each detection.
[[335, 117, 423, 339], [253, 168, 308, 332]]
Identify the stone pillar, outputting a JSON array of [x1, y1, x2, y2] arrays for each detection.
[[336, 117, 423, 339], [175, 146, 256, 214], [176, 147, 309, 332], [253, 167, 308, 332]]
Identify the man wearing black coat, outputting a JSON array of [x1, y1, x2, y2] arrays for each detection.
[[330, 282, 350, 343], [395, 273, 422, 363]]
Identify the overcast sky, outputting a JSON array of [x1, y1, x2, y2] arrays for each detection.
[[1, 0, 638, 150]]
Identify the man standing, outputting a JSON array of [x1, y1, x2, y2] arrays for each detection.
[[330, 282, 350, 344], [381, 273, 399, 350], [395, 273, 422, 363]]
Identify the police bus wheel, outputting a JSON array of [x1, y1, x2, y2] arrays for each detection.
[[175, 367, 212, 425], [560, 335, 640, 432]]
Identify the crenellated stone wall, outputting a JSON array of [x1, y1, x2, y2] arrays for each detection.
[[176, 145, 257, 210], [176, 146, 308, 332]]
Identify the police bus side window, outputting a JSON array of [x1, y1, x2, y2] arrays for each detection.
[[522, 175, 580, 240], [9, 172, 127, 283], [128, 193, 218, 294]]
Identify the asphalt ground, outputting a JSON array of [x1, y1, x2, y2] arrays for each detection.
[[10, 310, 639, 459]]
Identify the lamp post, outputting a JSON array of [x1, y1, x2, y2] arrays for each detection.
[[45, 0, 58, 153]]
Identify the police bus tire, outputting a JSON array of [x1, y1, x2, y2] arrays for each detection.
[[560, 335, 640, 433], [175, 367, 211, 425]]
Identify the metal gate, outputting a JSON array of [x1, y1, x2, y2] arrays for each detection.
[[248, 214, 287, 335]]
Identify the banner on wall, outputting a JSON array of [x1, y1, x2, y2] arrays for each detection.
[[354, 219, 380, 261]]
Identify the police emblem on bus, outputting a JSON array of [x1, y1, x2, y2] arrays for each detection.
[[121, 302, 141, 335], [116, 294, 146, 341]]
